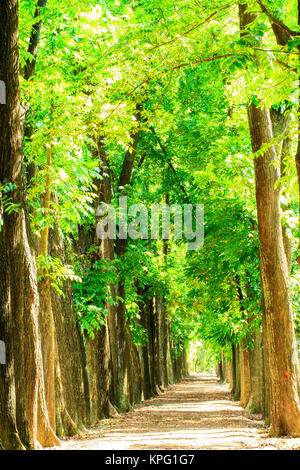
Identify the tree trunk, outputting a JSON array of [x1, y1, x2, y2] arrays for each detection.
[[270, 107, 293, 273], [148, 298, 158, 394], [240, 1, 300, 437], [217, 361, 224, 383], [231, 343, 237, 397], [221, 351, 231, 383], [239, 341, 251, 408], [39, 280, 56, 432], [258, 1, 294, 276], [246, 331, 263, 414], [83, 134, 114, 417], [93, 102, 143, 412], [262, 307, 271, 424], [249, 102, 300, 435], [232, 343, 241, 401], [293, 2, 300, 268], [39, 143, 56, 432], [137, 286, 152, 400], [49, 216, 90, 435], [22, 0, 48, 186], [0, 0, 59, 448], [160, 206, 170, 388], [160, 299, 170, 388], [87, 326, 110, 422], [153, 297, 162, 392]]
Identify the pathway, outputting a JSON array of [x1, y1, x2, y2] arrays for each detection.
[[58, 373, 300, 450]]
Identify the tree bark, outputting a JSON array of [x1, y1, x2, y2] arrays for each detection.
[[232, 343, 241, 401], [112, 102, 143, 410], [153, 297, 162, 392], [262, 308, 271, 424], [217, 360, 224, 383], [48, 213, 90, 435], [0, 0, 59, 448], [239, 341, 251, 408], [22, 0, 48, 185], [137, 285, 152, 400], [39, 143, 56, 432], [258, 1, 297, 272], [160, 206, 170, 388], [240, 1, 300, 437], [246, 331, 263, 414], [231, 343, 237, 396], [270, 107, 293, 273], [249, 102, 300, 436]]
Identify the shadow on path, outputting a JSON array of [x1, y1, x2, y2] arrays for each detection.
[[58, 373, 300, 450]]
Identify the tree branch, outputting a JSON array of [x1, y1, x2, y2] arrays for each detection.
[[23, 0, 48, 80], [275, 59, 297, 73], [150, 126, 188, 197], [257, 1, 298, 44], [118, 102, 143, 190], [149, 3, 235, 52]]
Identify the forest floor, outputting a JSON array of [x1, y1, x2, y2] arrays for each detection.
[[56, 373, 300, 450]]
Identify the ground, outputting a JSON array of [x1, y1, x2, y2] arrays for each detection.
[[56, 374, 300, 450]]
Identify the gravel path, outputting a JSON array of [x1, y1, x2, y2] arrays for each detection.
[[57, 373, 300, 450]]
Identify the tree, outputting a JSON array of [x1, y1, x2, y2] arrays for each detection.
[[240, 1, 300, 437], [0, 0, 59, 449]]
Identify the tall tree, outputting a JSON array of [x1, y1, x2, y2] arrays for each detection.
[[240, 2, 300, 437], [0, 0, 59, 449]]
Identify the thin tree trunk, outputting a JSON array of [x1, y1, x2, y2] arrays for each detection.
[[22, 0, 48, 185], [239, 341, 251, 408], [153, 297, 162, 392], [231, 344, 237, 396], [246, 331, 263, 414], [161, 200, 170, 388], [112, 102, 143, 410], [39, 143, 56, 432], [217, 360, 224, 383], [232, 343, 241, 401], [137, 285, 152, 399]]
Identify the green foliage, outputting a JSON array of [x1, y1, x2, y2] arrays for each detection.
[[188, 340, 221, 373], [73, 257, 116, 338], [19, 0, 300, 360], [0, 182, 21, 226], [37, 254, 81, 294]]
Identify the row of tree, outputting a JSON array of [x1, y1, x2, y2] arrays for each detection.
[[183, 1, 300, 437], [0, 0, 189, 449], [1, 0, 300, 449]]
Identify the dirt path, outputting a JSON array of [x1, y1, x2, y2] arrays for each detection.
[[58, 373, 300, 450]]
